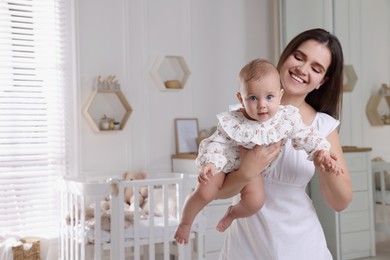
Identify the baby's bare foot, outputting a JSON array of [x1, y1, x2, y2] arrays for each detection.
[[174, 223, 191, 245], [216, 206, 234, 232]]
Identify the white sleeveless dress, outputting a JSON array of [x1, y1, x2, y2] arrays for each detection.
[[219, 112, 339, 260]]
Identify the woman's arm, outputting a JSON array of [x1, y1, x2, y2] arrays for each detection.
[[314, 129, 352, 211], [216, 142, 282, 199]]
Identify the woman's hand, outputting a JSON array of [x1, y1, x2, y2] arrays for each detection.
[[238, 142, 282, 181], [216, 141, 282, 199]]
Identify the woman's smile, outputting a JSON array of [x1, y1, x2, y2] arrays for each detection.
[[290, 72, 305, 83]]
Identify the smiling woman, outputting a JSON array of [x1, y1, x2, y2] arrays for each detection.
[[0, 0, 74, 240], [272, 1, 390, 259]]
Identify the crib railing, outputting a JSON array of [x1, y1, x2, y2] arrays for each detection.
[[372, 161, 390, 233], [60, 179, 112, 260], [59, 173, 205, 260]]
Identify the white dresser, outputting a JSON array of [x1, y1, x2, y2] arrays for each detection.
[[310, 147, 376, 260], [172, 154, 233, 259]]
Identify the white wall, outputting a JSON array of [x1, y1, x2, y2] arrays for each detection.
[[360, 0, 390, 160], [76, 0, 390, 178], [335, 0, 390, 161], [191, 1, 276, 128]]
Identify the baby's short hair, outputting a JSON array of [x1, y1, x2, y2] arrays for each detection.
[[239, 59, 279, 87]]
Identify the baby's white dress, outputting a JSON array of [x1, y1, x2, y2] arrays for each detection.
[[219, 111, 339, 260], [196, 104, 330, 174]]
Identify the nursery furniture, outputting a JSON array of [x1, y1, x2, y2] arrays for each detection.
[[59, 173, 205, 260], [172, 154, 233, 259], [311, 147, 376, 260], [372, 161, 390, 233]]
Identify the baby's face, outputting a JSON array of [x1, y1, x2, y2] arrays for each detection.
[[238, 72, 283, 123]]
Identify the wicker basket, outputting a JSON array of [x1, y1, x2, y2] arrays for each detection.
[[12, 238, 40, 260]]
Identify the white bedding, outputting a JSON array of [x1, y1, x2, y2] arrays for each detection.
[[85, 217, 179, 243]]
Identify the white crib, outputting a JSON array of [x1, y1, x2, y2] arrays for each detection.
[[59, 173, 205, 260], [372, 161, 390, 233]]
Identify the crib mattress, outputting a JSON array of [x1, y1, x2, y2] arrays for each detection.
[[82, 217, 178, 244]]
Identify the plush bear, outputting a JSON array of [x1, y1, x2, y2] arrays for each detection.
[[123, 172, 149, 207], [84, 199, 111, 231], [84, 200, 145, 231]]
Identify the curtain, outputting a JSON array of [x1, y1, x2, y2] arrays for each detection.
[[0, 0, 70, 237]]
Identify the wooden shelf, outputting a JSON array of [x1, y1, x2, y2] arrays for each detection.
[[366, 94, 390, 126], [149, 55, 191, 91], [83, 89, 133, 132], [172, 153, 198, 160], [343, 64, 358, 92], [342, 146, 372, 153]]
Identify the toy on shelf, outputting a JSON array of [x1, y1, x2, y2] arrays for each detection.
[[99, 115, 121, 131], [378, 83, 390, 96], [96, 75, 121, 90]]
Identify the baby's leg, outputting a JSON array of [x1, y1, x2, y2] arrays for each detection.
[[216, 174, 265, 232], [174, 171, 225, 244]]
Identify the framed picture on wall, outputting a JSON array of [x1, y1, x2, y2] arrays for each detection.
[[174, 118, 199, 154]]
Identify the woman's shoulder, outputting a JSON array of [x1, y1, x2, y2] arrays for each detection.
[[313, 112, 340, 136]]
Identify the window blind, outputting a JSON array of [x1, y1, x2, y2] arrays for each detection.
[[0, 0, 68, 237]]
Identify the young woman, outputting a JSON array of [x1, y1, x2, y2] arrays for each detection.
[[217, 28, 352, 260]]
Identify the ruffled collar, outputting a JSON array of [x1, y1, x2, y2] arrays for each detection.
[[217, 105, 299, 145]]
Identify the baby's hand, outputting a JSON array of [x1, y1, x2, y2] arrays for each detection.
[[323, 157, 343, 176], [314, 150, 343, 176], [198, 163, 216, 184]]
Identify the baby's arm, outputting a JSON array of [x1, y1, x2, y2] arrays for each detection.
[[196, 124, 233, 183], [314, 150, 343, 176]]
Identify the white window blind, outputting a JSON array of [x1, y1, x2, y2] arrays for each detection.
[[0, 0, 69, 237]]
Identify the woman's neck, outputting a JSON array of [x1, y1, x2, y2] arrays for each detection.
[[280, 95, 305, 109], [281, 95, 316, 125]]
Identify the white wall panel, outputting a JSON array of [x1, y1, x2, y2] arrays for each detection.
[[78, 0, 129, 176], [361, 0, 390, 161]]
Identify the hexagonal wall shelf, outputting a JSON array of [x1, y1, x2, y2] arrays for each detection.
[[343, 64, 358, 92], [83, 89, 133, 132], [150, 55, 191, 91], [366, 84, 390, 126]]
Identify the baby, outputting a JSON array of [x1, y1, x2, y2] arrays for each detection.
[[174, 58, 342, 245]]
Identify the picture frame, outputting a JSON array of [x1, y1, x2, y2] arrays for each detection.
[[174, 118, 199, 154]]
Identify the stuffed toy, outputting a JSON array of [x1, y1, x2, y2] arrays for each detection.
[[84, 199, 111, 231], [123, 172, 149, 207], [84, 200, 145, 231]]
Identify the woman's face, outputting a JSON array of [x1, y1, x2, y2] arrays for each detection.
[[279, 39, 332, 98]]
